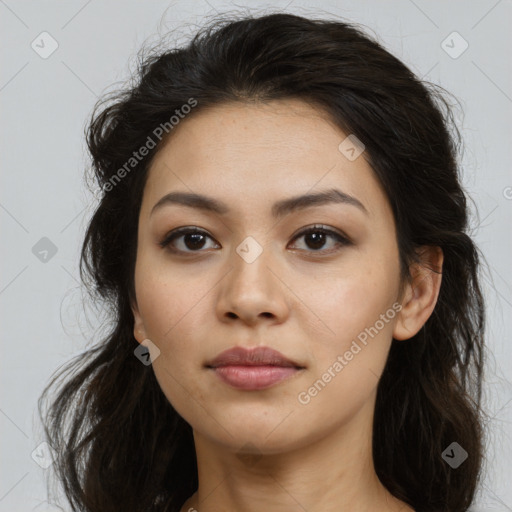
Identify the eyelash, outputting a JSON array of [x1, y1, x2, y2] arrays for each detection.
[[158, 224, 351, 256]]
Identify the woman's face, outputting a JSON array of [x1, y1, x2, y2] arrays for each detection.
[[132, 99, 404, 454]]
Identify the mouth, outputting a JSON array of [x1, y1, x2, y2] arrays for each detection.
[[205, 346, 305, 390]]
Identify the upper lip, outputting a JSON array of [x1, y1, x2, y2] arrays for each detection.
[[206, 346, 304, 369]]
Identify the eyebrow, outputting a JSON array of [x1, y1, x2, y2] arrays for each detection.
[[150, 188, 368, 218]]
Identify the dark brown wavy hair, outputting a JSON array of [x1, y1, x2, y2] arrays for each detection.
[[38, 11, 486, 512]]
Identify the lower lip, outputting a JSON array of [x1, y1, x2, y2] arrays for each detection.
[[211, 365, 301, 390]]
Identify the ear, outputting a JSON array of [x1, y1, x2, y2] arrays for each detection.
[[393, 246, 443, 341], [131, 299, 148, 344]]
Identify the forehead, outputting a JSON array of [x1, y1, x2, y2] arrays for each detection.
[[155, 99, 344, 161], [142, 99, 389, 221]]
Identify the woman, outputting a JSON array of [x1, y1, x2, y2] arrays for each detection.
[[38, 12, 485, 512]]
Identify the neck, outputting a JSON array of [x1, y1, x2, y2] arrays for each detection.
[[181, 398, 412, 512]]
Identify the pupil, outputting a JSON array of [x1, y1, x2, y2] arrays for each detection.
[[307, 232, 325, 250], [186, 233, 205, 249]]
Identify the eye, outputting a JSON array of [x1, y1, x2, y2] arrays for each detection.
[[158, 227, 219, 253], [288, 225, 351, 254]]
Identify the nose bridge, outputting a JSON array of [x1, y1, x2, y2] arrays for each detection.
[[217, 233, 289, 323], [230, 234, 275, 293]]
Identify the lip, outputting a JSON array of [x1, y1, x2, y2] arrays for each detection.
[[206, 346, 305, 390]]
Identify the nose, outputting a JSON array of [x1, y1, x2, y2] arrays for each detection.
[[215, 243, 290, 327]]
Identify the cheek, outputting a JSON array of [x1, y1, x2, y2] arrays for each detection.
[[134, 265, 206, 411], [133, 262, 205, 400], [133, 256, 218, 384], [293, 302, 398, 432], [301, 254, 400, 392], [308, 255, 399, 343], [135, 256, 204, 341]]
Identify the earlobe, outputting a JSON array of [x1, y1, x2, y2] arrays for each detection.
[[131, 300, 147, 344], [393, 246, 443, 341]]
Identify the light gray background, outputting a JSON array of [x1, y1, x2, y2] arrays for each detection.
[[1, 1, 511, 510]]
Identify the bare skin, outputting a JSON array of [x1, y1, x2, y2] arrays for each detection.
[[131, 99, 442, 512]]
